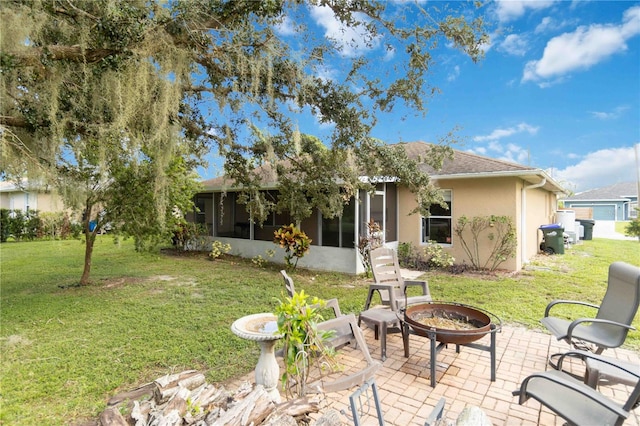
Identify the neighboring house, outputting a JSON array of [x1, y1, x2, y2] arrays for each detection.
[[561, 182, 638, 221], [191, 141, 567, 274], [0, 181, 64, 213]]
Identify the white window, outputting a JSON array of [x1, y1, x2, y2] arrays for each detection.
[[421, 190, 452, 245]]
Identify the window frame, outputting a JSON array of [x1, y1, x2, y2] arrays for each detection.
[[421, 189, 453, 246]]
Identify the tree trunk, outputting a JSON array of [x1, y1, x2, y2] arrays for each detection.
[[80, 203, 96, 286], [80, 230, 95, 285]]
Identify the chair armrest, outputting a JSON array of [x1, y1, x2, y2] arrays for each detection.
[[558, 350, 640, 381], [544, 299, 600, 317], [566, 318, 636, 340], [514, 370, 629, 419], [369, 283, 398, 291], [404, 279, 430, 297], [325, 298, 342, 317], [309, 298, 342, 319]]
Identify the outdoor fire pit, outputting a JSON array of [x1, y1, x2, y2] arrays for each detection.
[[399, 301, 502, 387], [404, 302, 493, 345]]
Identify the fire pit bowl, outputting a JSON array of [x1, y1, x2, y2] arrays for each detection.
[[404, 302, 494, 345]]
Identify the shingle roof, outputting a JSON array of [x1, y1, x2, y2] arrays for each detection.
[[202, 141, 566, 193], [202, 163, 278, 189], [400, 141, 535, 175], [563, 181, 638, 201]]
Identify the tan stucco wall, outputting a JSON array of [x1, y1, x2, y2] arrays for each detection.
[[523, 185, 557, 260], [397, 177, 558, 272], [0, 190, 64, 212]]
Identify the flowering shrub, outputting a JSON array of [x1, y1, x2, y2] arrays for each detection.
[[252, 249, 275, 268], [209, 240, 231, 259], [357, 219, 383, 276], [273, 224, 311, 271], [424, 240, 455, 268]]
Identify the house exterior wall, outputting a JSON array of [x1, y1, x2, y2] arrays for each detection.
[[199, 236, 363, 274], [195, 174, 561, 274], [397, 177, 556, 272], [525, 185, 557, 262], [0, 190, 64, 213]]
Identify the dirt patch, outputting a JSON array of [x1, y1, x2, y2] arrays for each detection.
[[100, 276, 148, 289], [3, 334, 32, 349]]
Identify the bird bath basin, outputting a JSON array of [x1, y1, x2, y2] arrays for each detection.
[[231, 313, 282, 402]]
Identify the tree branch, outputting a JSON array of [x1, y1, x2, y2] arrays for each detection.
[[8, 45, 120, 67]]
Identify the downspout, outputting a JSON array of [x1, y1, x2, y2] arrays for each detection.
[[521, 178, 546, 266]]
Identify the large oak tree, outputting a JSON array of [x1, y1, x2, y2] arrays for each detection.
[[1, 0, 489, 284]]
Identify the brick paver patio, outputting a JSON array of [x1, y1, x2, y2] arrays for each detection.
[[228, 323, 640, 425], [316, 324, 640, 425]]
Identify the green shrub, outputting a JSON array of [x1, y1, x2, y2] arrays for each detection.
[[0, 209, 9, 242], [454, 215, 516, 271], [423, 240, 455, 268], [397, 241, 454, 271], [624, 208, 640, 240], [209, 240, 231, 259]]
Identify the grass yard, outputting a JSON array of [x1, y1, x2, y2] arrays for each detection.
[[1, 236, 639, 424]]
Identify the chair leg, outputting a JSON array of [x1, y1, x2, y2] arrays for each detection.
[[380, 323, 387, 361]]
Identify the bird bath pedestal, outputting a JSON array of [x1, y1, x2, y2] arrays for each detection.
[[231, 313, 283, 402]]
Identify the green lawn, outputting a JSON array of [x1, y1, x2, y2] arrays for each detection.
[[1, 237, 639, 424], [616, 220, 631, 235]]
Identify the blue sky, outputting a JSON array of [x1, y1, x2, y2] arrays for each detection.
[[199, 1, 640, 194]]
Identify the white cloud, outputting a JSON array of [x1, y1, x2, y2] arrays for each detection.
[[535, 16, 554, 34], [309, 5, 381, 57], [274, 16, 296, 36], [494, 0, 556, 23], [447, 65, 460, 82], [554, 146, 638, 192], [384, 45, 396, 62], [499, 34, 529, 56], [523, 5, 640, 83], [534, 16, 574, 34], [473, 122, 539, 142], [468, 141, 532, 165], [589, 105, 630, 120], [314, 64, 337, 83]]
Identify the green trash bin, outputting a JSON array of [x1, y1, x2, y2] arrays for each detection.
[[539, 224, 565, 254], [578, 219, 595, 240]]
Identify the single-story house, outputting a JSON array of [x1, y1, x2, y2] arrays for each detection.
[[0, 180, 63, 213], [561, 182, 638, 221], [191, 141, 568, 274]]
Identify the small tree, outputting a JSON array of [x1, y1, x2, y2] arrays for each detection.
[[624, 208, 640, 241], [275, 290, 337, 398], [454, 215, 517, 272], [273, 224, 311, 271]]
